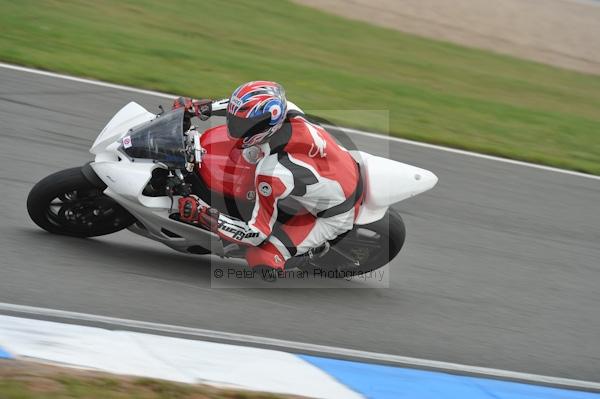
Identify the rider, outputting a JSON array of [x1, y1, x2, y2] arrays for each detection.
[[173, 81, 363, 280]]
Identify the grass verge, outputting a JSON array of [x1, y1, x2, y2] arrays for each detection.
[[0, 360, 289, 399], [0, 0, 599, 173]]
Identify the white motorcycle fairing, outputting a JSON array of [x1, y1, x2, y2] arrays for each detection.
[[351, 151, 438, 225], [89, 102, 225, 256], [88, 102, 437, 257]]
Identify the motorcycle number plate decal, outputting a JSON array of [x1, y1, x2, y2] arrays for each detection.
[[122, 135, 132, 149]]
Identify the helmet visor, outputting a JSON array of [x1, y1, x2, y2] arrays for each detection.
[[227, 112, 272, 139]]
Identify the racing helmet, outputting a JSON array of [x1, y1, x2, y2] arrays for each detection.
[[226, 81, 287, 148]]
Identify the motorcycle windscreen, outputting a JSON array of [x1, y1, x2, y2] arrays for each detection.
[[122, 108, 186, 168]]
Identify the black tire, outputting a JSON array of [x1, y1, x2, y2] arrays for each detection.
[[27, 167, 135, 237], [306, 209, 406, 276]]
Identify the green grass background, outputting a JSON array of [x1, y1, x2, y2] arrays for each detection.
[[1, 0, 599, 173]]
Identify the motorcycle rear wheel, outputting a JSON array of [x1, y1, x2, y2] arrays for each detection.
[[303, 209, 406, 277], [27, 167, 135, 238]]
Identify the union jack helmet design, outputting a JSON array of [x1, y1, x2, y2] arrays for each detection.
[[226, 81, 287, 147]]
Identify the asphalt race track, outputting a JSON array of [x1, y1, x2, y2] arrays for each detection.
[[1, 67, 599, 381]]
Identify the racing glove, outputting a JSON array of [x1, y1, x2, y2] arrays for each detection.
[[172, 97, 212, 121], [178, 195, 219, 232]]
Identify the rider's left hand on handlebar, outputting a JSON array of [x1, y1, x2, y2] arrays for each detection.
[[172, 97, 212, 121], [178, 195, 219, 232]]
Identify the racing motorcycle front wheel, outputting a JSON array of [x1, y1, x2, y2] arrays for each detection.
[[27, 167, 136, 238], [303, 209, 406, 277]]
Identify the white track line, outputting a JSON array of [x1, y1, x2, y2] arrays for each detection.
[[1, 62, 599, 181], [0, 302, 598, 391], [0, 62, 173, 99]]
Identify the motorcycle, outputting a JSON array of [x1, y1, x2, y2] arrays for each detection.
[[27, 100, 438, 276]]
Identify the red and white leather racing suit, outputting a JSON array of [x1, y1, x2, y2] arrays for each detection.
[[213, 113, 363, 270]]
